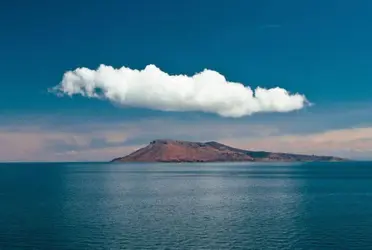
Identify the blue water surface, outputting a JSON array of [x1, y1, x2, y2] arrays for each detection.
[[0, 161, 372, 249]]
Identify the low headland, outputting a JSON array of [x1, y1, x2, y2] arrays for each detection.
[[111, 139, 347, 163]]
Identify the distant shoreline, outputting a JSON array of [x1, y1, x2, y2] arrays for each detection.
[[111, 139, 349, 163]]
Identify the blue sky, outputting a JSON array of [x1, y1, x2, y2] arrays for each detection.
[[1, 0, 372, 161]]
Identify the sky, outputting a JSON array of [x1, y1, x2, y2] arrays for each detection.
[[1, 0, 372, 161]]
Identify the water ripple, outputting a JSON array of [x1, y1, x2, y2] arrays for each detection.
[[0, 162, 371, 249]]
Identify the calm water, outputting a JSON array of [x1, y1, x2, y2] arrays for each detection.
[[1, 162, 372, 249]]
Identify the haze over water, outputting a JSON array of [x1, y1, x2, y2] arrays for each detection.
[[1, 162, 372, 249]]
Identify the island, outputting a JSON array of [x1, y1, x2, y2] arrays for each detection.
[[111, 139, 347, 162]]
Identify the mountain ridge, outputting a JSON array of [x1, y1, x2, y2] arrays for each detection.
[[111, 139, 347, 163]]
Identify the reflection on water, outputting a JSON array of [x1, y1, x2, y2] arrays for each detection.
[[0, 162, 372, 249]]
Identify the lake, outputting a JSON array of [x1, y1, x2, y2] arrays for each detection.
[[0, 161, 372, 249]]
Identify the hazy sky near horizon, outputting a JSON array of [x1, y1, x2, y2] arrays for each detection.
[[1, 0, 372, 161]]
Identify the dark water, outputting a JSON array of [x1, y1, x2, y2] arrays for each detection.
[[1, 162, 372, 249]]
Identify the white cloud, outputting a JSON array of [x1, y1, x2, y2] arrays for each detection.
[[51, 64, 309, 117], [2, 119, 372, 161], [222, 127, 372, 159]]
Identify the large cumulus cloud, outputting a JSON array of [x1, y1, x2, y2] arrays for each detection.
[[51, 64, 309, 117]]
